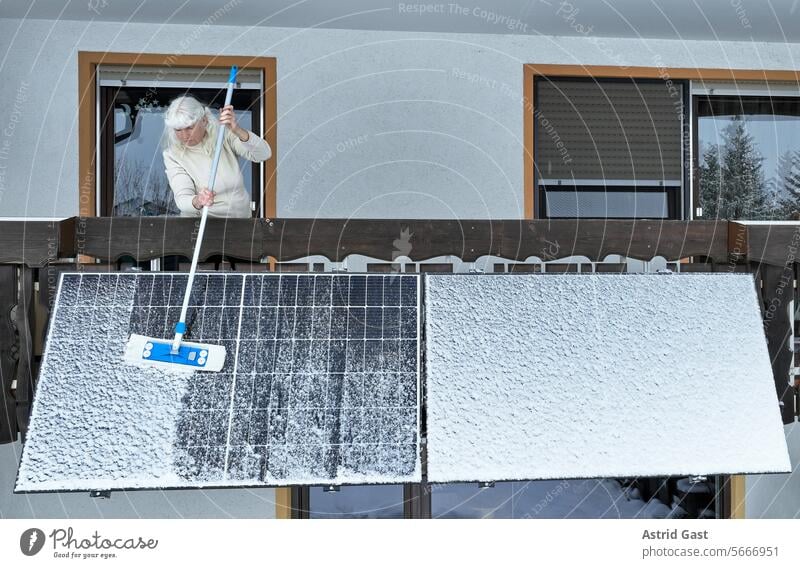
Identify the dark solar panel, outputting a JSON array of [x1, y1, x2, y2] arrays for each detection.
[[16, 272, 421, 492]]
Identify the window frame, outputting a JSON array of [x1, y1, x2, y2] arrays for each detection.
[[78, 51, 277, 219], [691, 92, 800, 220], [523, 64, 800, 223], [540, 184, 680, 220]]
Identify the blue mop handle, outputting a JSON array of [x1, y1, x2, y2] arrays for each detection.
[[171, 66, 238, 353]]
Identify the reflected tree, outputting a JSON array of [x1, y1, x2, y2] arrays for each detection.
[[113, 158, 179, 217], [776, 150, 800, 218], [699, 115, 773, 220]]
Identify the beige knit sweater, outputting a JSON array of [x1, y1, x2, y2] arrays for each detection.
[[163, 127, 271, 218]]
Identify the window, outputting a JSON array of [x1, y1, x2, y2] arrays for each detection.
[[534, 77, 687, 219], [97, 65, 264, 217], [308, 485, 405, 518], [543, 187, 677, 219], [694, 92, 800, 220], [431, 481, 673, 519]]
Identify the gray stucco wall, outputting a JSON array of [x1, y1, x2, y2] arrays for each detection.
[[1, 17, 799, 219], [1, 16, 800, 518], [745, 423, 800, 519], [0, 441, 276, 518]]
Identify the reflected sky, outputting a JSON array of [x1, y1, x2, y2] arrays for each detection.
[[432, 480, 672, 519], [309, 485, 404, 518]]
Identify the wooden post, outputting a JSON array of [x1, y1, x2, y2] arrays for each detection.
[[275, 488, 293, 519], [729, 476, 747, 519], [404, 483, 432, 519], [757, 264, 796, 424], [15, 267, 36, 439], [0, 265, 17, 443], [290, 487, 310, 519]]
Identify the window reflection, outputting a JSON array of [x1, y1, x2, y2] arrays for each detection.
[[113, 107, 178, 216], [432, 480, 672, 519], [103, 86, 258, 217], [697, 96, 800, 220], [113, 104, 252, 217], [309, 485, 404, 518]]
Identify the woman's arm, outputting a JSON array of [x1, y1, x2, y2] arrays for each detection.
[[163, 150, 201, 216], [219, 105, 272, 162], [224, 126, 272, 162]]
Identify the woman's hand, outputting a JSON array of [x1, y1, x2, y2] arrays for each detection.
[[192, 187, 215, 209], [219, 105, 249, 141]]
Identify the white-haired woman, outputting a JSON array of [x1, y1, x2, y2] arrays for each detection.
[[162, 95, 271, 217]]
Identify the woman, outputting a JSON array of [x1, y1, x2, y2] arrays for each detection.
[[162, 95, 271, 217]]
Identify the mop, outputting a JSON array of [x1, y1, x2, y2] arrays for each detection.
[[123, 66, 239, 373]]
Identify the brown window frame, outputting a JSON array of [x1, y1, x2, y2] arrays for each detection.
[[78, 51, 277, 219], [523, 64, 800, 221]]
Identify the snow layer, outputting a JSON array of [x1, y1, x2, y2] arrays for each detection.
[[16, 273, 421, 492], [424, 273, 791, 483], [15, 274, 190, 491]]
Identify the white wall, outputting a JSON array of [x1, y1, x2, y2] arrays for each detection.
[[0, 441, 276, 518], [1, 17, 800, 219]]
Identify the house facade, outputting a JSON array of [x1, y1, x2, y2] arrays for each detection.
[[1, 2, 799, 519]]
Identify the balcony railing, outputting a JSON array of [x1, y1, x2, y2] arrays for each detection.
[[0, 217, 797, 519]]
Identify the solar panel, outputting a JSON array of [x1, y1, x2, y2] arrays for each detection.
[[15, 273, 421, 491], [424, 273, 791, 483]]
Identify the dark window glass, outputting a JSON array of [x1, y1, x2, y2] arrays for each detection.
[[544, 187, 676, 219], [534, 77, 687, 219], [100, 86, 261, 217], [309, 485, 405, 518], [432, 480, 673, 519]]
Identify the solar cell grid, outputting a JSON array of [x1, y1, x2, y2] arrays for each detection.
[[15, 272, 421, 491]]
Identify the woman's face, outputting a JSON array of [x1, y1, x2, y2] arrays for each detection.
[[174, 116, 207, 146]]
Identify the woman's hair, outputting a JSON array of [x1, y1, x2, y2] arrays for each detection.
[[162, 95, 218, 151]]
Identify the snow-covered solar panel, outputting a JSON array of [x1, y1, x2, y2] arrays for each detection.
[[424, 273, 791, 483], [16, 273, 421, 492]]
